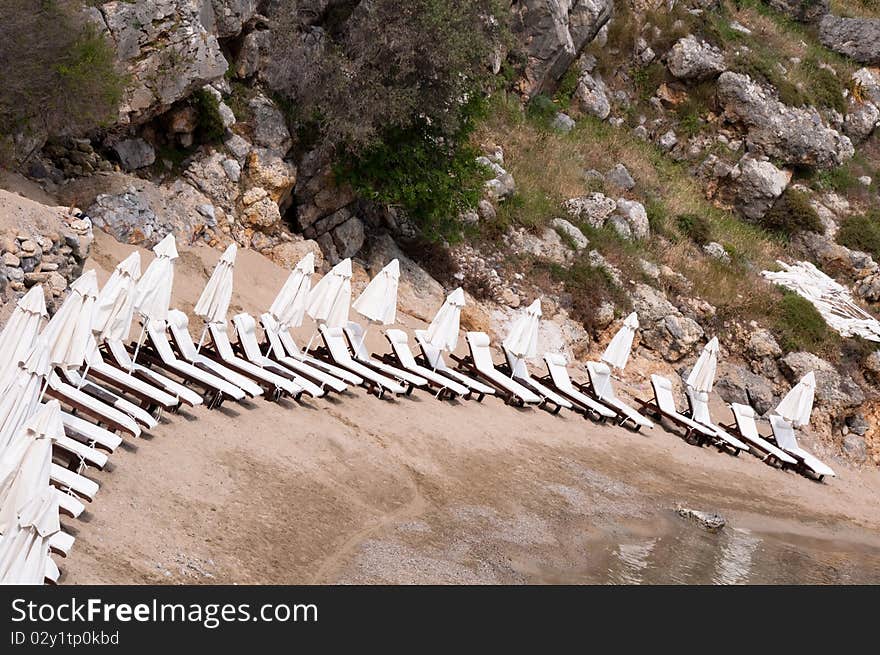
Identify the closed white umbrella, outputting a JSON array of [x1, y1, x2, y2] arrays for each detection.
[[0, 488, 60, 585], [193, 243, 237, 350], [269, 252, 315, 331], [425, 287, 465, 354], [503, 299, 542, 360], [601, 312, 639, 371], [307, 258, 352, 329], [0, 338, 51, 451], [686, 336, 719, 394], [0, 285, 47, 393], [130, 234, 179, 368], [775, 371, 816, 429], [353, 259, 400, 326], [92, 251, 140, 344], [40, 269, 98, 371]]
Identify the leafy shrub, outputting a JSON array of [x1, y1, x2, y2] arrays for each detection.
[[760, 189, 822, 235], [0, 3, 124, 162], [676, 213, 712, 245], [525, 94, 558, 127], [800, 57, 846, 113], [554, 65, 581, 108], [773, 291, 834, 353], [837, 212, 880, 259], [546, 259, 631, 332], [632, 62, 667, 102], [191, 89, 225, 143], [814, 165, 860, 193], [645, 197, 670, 237], [399, 236, 459, 286]]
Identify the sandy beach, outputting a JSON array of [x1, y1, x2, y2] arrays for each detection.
[[61, 232, 880, 584]]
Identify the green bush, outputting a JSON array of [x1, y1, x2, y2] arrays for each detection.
[[632, 62, 667, 102], [191, 89, 226, 143], [554, 65, 581, 108], [773, 291, 834, 353], [759, 189, 823, 235], [546, 259, 631, 332], [525, 94, 558, 127], [676, 213, 712, 245], [837, 212, 880, 259], [801, 57, 846, 113]]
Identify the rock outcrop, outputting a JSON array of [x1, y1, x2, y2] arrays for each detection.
[[666, 36, 726, 81], [819, 15, 880, 64]]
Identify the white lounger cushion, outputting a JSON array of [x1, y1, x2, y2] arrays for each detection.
[[54, 488, 84, 518], [385, 329, 469, 396], [207, 321, 306, 397], [651, 375, 717, 438], [256, 316, 348, 393], [61, 369, 158, 429], [87, 341, 178, 408], [51, 463, 99, 501], [344, 323, 428, 388], [105, 340, 204, 407], [167, 311, 264, 397], [269, 318, 364, 386], [321, 326, 407, 394], [53, 431, 107, 469], [49, 372, 141, 438], [729, 404, 797, 465], [49, 530, 75, 557], [413, 330, 495, 396], [144, 322, 246, 401], [769, 415, 836, 478], [587, 362, 653, 428], [684, 388, 750, 452], [229, 315, 326, 398], [465, 332, 542, 404], [543, 353, 616, 418], [45, 556, 60, 583], [60, 410, 122, 452], [501, 346, 573, 409]]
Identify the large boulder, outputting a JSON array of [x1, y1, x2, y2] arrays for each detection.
[[732, 155, 791, 221], [819, 16, 880, 64], [716, 72, 854, 168], [615, 198, 650, 240], [98, 0, 228, 125], [563, 192, 616, 228], [666, 35, 726, 81], [630, 284, 704, 361], [575, 71, 611, 119], [714, 362, 777, 415], [512, 0, 613, 97], [211, 0, 257, 38], [248, 94, 293, 155], [779, 351, 866, 412], [365, 234, 444, 323], [766, 0, 829, 22]]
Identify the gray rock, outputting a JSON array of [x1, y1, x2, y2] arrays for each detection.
[[222, 158, 241, 183], [767, 0, 829, 22], [552, 112, 576, 132], [576, 71, 611, 120], [211, 0, 257, 38], [604, 163, 635, 191], [332, 216, 365, 259], [630, 284, 704, 361], [843, 434, 867, 463], [715, 362, 777, 415], [478, 199, 496, 221], [513, 0, 614, 96], [702, 241, 730, 263], [747, 329, 783, 359], [632, 125, 649, 140], [667, 35, 726, 81], [717, 72, 854, 168], [113, 138, 156, 171], [846, 413, 869, 436], [607, 214, 632, 239], [478, 156, 516, 201], [780, 351, 866, 411], [248, 95, 292, 154], [551, 218, 589, 250], [844, 99, 879, 142], [819, 15, 880, 64], [564, 192, 616, 228], [676, 506, 725, 533], [853, 67, 880, 105], [615, 198, 650, 240], [659, 130, 678, 151], [733, 155, 791, 221]]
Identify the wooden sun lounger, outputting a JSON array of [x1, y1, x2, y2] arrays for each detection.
[[49, 530, 75, 558], [165, 311, 263, 399], [264, 315, 364, 386], [59, 368, 158, 430], [412, 329, 494, 402], [449, 332, 542, 407], [50, 462, 99, 502], [103, 340, 204, 408], [498, 345, 570, 415], [540, 353, 617, 422], [719, 403, 798, 468], [343, 323, 429, 393], [379, 329, 469, 401], [586, 362, 653, 431], [45, 372, 141, 439], [681, 388, 751, 454], [231, 313, 325, 398], [83, 341, 179, 414], [256, 313, 348, 394], [313, 326, 407, 398], [59, 410, 122, 453], [769, 415, 836, 481], [54, 488, 84, 518], [204, 319, 304, 402], [636, 375, 731, 448]]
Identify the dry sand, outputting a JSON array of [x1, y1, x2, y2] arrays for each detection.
[[59, 231, 880, 584]]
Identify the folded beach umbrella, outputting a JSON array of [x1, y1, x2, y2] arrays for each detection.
[[425, 287, 466, 353], [0, 488, 60, 585], [0, 400, 60, 536], [0, 285, 47, 393], [353, 259, 400, 327], [194, 243, 237, 349], [92, 251, 140, 344], [503, 299, 542, 361], [131, 234, 178, 366], [40, 270, 98, 371], [269, 252, 315, 331], [601, 311, 639, 371], [774, 371, 816, 429], [0, 339, 51, 452], [306, 258, 352, 329], [686, 336, 719, 394]]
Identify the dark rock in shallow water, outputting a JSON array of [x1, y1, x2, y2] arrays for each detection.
[[676, 506, 726, 533]]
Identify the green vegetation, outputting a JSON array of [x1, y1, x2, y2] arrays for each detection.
[[544, 259, 631, 331], [191, 89, 226, 144], [773, 291, 837, 354], [837, 212, 880, 259], [676, 213, 712, 245], [759, 189, 823, 236], [0, 3, 125, 162]]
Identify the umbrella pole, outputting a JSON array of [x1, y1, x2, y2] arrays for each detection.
[[303, 331, 317, 357], [196, 325, 208, 353], [77, 361, 92, 390], [129, 321, 148, 373], [38, 376, 50, 403]]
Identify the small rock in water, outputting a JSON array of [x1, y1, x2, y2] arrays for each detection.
[[676, 505, 725, 533]]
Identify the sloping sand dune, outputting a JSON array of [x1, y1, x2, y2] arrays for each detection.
[[61, 231, 880, 584]]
